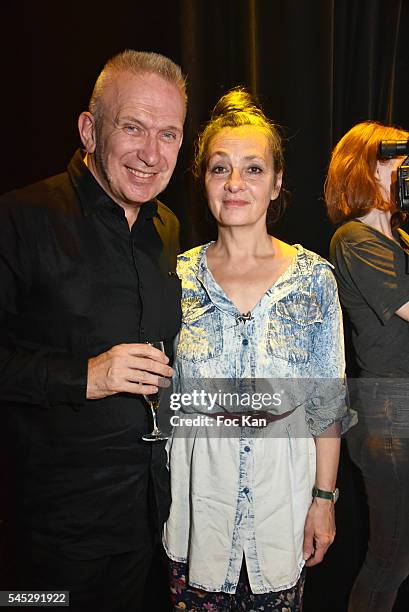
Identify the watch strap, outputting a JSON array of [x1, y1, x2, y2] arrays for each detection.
[[312, 486, 339, 503]]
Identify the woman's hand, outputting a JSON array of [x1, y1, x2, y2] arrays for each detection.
[[303, 498, 336, 566]]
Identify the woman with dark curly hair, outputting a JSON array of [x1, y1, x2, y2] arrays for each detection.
[[163, 88, 354, 611]]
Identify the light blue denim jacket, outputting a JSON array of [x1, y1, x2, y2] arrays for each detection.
[[163, 243, 355, 594]]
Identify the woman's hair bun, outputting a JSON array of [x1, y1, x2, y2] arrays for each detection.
[[211, 87, 261, 119]]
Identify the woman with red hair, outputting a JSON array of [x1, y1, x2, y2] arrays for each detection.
[[325, 121, 409, 612]]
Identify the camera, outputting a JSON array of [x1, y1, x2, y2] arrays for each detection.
[[379, 140, 409, 211]]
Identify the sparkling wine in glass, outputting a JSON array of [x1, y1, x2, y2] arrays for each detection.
[[142, 341, 169, 442]]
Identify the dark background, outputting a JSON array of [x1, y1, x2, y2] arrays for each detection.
[[1, 1, 408, 610]]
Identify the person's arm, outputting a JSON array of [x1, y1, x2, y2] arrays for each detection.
[[0, 308, 172, 407], [303, 426, 340, 566], [0, 200, 87, 407], [333, 234, 409, 324], [0, 326, 88, 407], [0, 199, 173, 407], [301, 265, 346, 565]]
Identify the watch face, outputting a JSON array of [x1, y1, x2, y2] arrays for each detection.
[[333, 488, 339, 503]]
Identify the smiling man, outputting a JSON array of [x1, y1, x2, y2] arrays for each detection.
[[0, 50, 186, 611]]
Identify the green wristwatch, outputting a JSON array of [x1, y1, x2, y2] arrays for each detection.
[[312, 486, 339, 503]]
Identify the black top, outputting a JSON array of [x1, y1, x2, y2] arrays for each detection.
[[330, 220, 409, 377], [0, 150, 182, 559]]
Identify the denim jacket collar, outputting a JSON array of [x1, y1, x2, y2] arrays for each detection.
[[193, 242, 327, 318]]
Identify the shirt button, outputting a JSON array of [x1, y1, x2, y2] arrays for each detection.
[[244, 446, 251, 452], [243, 486, 249, 494], [242, 338, 249, 346]]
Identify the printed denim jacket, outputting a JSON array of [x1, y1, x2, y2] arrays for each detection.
[[164, 243, 356, 595], [173, 242, 353, 436]]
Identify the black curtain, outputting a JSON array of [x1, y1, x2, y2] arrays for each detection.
[[177, 0, 407, 253], [1, 1, 409, 610], [2, 0, 407, 255]]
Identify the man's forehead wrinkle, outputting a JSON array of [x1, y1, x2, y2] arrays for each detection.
[[99, 72, 185, 134], [110, 94, 179, 124]]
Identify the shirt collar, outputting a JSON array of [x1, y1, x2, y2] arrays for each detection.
[[67, 149, 159, 221]]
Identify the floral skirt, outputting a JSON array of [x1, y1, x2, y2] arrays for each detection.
[[169, 558, 305, 611]]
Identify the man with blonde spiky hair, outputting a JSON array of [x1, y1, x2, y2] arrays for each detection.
[[0, 49, 187, 610]]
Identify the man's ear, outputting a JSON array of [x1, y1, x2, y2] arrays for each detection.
[[78, 112, 97, 153]]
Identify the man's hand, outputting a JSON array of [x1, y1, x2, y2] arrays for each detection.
[[86, 343, 173, 400], [303, 498, 336, 567]]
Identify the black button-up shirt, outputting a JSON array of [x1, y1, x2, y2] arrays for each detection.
[[0, 150, 181, 559]]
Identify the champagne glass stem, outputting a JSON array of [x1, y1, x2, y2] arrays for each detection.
[[141, 340, 169, 442], [148, 403, 161, 435]]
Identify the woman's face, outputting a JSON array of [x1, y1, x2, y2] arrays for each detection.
[[204, 125, 282, 229], [375, 157, 404, 205]]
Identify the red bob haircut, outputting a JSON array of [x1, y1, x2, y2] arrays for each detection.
[[325, 121, 409, 225]]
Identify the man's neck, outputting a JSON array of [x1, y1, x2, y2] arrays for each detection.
[[82, 152, 140, 230]]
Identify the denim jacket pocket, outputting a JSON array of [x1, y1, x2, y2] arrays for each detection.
[[267, 292, 323, 364], [177, 302, 223, 363]]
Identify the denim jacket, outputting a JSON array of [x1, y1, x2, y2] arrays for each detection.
[[163, 243, 355, 594]]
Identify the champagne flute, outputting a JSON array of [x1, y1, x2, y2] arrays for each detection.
[[142, 341, 169, 442]]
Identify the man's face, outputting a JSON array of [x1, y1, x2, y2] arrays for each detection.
[[85, 71, 185, 208]]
